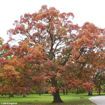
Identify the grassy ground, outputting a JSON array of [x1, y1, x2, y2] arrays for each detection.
[[0, 93, 98, 105]]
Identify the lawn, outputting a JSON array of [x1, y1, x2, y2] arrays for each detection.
[[0, 93, 97, 105]]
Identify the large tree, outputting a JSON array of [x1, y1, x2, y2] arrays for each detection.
[[4, 5, 105, 103], [7, 5, 79, 103]]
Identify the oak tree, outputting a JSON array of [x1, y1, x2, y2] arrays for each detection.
[[5, 5, 105, 102], [7, 5, 79, 103]]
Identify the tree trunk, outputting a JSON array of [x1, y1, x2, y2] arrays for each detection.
[[62, 89, 65, 95], [66, 89, 68, 95], [51, 77, 63, 103], [23, 94, 26, 97], [88, 91, 92, 96], [53, 89, 63, 103], [9, 93, 14, 97], [98, 86, 101, 95], [76, 88, 79, 94]]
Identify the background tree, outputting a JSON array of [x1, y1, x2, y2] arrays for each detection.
[[94, 69, 105, 95], [0, 39, 46, 97], [82, 82, 94, 96], [64, 22, 105, 96]]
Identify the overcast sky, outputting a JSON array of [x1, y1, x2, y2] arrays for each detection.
[[0, 0, 105, 42]]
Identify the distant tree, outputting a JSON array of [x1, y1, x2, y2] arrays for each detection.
[[94, 69, 105, 95], [0, 41, 46, 97], [64, 22, 105, 96], [82, 82, 94, 96]]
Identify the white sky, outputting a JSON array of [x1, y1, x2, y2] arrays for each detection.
[[0, 0, 105, 42]]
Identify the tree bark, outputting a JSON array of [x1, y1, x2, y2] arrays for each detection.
[[51, 77, 63, 103], [88, 91, 92, 96], [66, 89, 68, 95], [62, 89, 65, 95], [98, 86, 101, 95], [52, 89, 63, 103], [9, 93, 14, 97], [23, 94, 26, 97], [76, 88, 79, 94]]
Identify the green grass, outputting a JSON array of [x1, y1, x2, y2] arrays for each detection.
[[0, 93, 97, 105]]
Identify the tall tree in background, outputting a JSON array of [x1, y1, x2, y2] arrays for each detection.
[[68, 23, 105, 95]]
